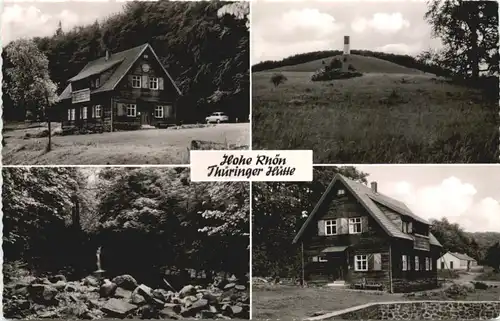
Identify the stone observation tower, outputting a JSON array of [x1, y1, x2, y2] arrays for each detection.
[[343, 35, 350, 56]]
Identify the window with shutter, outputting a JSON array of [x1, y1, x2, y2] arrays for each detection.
[[155, 106, 164, 118], [415, 256, 419, 271], [354, 255, 368, 271], [95, 105, 102, 118], [67, 109, 71, 120], [81, 106, 88, 120], [149, 77, 159, 90], [126, 104, 137, 117], [349, 217, 362, 234], [131, 75, 141, 88]]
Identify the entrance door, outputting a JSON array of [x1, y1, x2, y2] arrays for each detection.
[[328, 256, 346, 281], [450, 261, 454, 269], [141, 110, 150, 125]]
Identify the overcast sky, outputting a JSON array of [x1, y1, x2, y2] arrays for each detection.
[[354, 165, 500, 233], [252, 0, 443, 63], [1, 1, 125, 45]]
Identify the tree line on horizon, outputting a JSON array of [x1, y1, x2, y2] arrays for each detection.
[[2, 0, 249, 123], [253, 166, 500, 279], [2, 167, 249, 288]]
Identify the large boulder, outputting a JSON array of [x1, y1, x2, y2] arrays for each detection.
[[111, 275, 138, 291], [135, 284, 153, 301], [99, 280, 117, 298], [101, 298, 137, 318], [114, 287, 132, 300], [179, 285, 196, 298], [28, 284, 59, 305]]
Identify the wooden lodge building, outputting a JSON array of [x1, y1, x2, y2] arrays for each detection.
[[293, 174, 443, 293], [57, 43, 182, 132]]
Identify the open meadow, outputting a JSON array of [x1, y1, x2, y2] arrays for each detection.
[[252, 55, 498, 163], [2, 123, 249, 165]]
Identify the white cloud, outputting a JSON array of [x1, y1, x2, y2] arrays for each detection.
[[381, 177, 500, 232], [351, 12, 410, 34], [1, 4, 101, 44], [252, 8, 344, 63], [376, 43, 423, 55]]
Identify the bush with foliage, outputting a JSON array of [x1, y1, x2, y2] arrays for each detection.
[[270, 73, 287, 87], [311, 68, 363, 82]]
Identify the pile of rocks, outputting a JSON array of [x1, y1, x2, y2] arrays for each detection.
[[4, 273, 250, 319]]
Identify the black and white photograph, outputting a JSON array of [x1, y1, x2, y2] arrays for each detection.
[[252, 166, 500, 320], [3, 167, 250, 319], [1, 0, 250, 165], [251, 0, 499, 163]]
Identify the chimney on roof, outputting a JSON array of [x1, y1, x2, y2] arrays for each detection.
[[105, 50, 110, 61], [371, 181, 378, 193]]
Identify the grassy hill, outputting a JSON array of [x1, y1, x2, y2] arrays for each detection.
[[268, 54, 427, 75], [252, 51, 498, 163]]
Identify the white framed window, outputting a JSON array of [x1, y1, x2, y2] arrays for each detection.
[[430, 258, 433, 270], [337, 189, 345, 196], [132, 75, 141, 88], [155, 105, 164, 118], [149, 77, 159, 90], [415, 256, 419, 271], [126, 104, 137, 117], [81, 106, 88, 120], [95, 105, 102, 118], [68, 108, 76, 121], [354, 255, 368, 271], [402, 255, 408, 271], [349, 217, 362, 234], [402, 222, 408, 233], [325, 220, 337, 235], [425, 257, 430, 271], [94, 78, 100, 88]]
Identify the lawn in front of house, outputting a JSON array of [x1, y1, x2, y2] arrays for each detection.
[[2, 123, 249, 165], [252, 284, 500, 320]]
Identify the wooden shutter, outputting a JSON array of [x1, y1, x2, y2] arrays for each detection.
[[159, 77, 164, 90], [408, 222, 413, 233], [128, 75, 134, 88], [317, 220, 326, 236], [67, 109, 71, 120], [91, 106, 95, 118], [361, 216, 369, 232], [164, 105, 172, 118], [373, 253, 382, 270], [142, 75, 149, 88], [368, 254, 374, 270], [116, 103, 125, 116], [339, 218, 348, 234]]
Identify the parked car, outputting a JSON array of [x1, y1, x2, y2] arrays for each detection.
[[205, 112, 229, 124]]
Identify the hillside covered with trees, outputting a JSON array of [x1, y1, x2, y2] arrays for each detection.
[[2, 1, 249, 123], [3, 167, 250, 319]]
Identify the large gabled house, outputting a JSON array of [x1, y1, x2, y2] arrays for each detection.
[[293, 174, 443, 293], [57, 43, 182, 132]]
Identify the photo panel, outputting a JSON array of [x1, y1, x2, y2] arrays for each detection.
[[252, 165, 500, 320], [2, 0, 250, 165], [251, 0, 499, 163], [2, 167, 250, 319]]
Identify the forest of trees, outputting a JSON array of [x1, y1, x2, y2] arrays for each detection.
[[2, 1, 249, 123], [252, 167, 500, 279], [3, 167, 250, 289]]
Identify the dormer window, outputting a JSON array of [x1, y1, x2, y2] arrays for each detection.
[[402, 221, 413, 234], [337, 189, 345, 196]]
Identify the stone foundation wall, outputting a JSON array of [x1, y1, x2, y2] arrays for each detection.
[[307, 301, 500, 321]]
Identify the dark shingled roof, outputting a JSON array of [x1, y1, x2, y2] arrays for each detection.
[[292, 173, 442, 248], [58, 43, 181, 101]]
